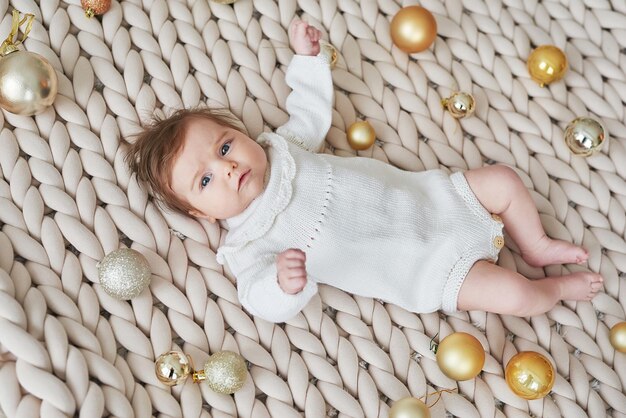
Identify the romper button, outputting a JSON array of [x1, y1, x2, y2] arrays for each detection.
[[493, 236, 504, 249], [491, 214, 503, 223]]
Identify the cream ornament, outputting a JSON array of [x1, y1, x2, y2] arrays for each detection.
[[0, 11, 58, 116], [98, 248, 152, 300]]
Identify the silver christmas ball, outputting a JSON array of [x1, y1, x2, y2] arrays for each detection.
[[98, 248, 151, 300]]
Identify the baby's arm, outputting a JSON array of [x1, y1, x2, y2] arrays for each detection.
[[234, 252, 317, 323], [276, 19, 334, 152]]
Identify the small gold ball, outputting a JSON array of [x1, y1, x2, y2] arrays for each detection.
[[441, 92, 475, 118], [609, 322, 626, 353], [505, 351, 555, 399], [389, 397, 431, 418], [204, 351, 247, 394], [346, 121, 376, 150], [155, 351, 191, 386], [563, 116, 606, 156], [527, 45, 568, 87], [436, 332, 485, 381]]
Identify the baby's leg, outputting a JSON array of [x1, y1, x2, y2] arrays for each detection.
[[457, 261, 603, 316], [464, 165, 588, 267]]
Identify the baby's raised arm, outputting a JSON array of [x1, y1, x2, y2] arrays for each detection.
[[276, 19, 334, 152]]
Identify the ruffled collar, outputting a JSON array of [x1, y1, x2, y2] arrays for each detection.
[[216, 133, 295, 263]]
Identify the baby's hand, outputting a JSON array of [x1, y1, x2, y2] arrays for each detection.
[[289, 19, 321, 56], [277, 248, 307, 294]]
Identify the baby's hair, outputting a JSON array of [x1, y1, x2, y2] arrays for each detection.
[[125, 107, 247, 216]]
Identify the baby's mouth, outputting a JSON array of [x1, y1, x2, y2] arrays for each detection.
[[238, 169, 250, 191]]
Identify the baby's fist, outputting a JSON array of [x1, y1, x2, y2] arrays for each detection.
[[289, 19, 321, 56], [277, 248, 307, 294]]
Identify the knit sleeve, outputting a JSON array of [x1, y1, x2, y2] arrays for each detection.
[[276, 54, 334, 152], [236, 256, 319, 323]]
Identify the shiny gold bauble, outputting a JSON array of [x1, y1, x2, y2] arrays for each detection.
[[347, 121, 376, 150], [505, 351, 555, 399], [155, 351, 192, 386], [563, 116, 606, 156], [389, 397, 431, 418], [81, 0, 111, 18], [436, 332, 485, 381], [527, 45, 568, 87], [609, 322, 626, 353], [98, 248, 151, 300], [0, 51, 58, 116], [441, 92, 476, 118], [203, 351, 247, 394], [390, 6, 437, 53]]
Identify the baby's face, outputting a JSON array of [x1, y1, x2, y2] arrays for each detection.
[[170, 117, 267, 222]]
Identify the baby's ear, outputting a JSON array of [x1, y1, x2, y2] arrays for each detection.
[[189, 209, 216, 223]]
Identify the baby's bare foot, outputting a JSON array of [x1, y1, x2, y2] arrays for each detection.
[[556, 272, 603, 301], [522, 235, 588, 267]]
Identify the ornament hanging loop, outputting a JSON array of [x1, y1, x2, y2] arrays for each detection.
[[0, 10, 35, 56]]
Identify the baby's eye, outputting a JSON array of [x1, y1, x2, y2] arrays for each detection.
[[200, 174, 212, 189], [220, 142, 231, 156]]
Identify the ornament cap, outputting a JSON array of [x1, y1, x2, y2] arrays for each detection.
[[85, 8, 95, 18]]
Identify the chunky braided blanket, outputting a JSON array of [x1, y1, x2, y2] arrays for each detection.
[[0, 0, 625, 417]]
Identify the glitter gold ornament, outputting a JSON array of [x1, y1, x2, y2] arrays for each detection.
[[609, 322, 626, 353], [389, 397, 431, 418], [81, 0, 111, 18], [0, 11, 58, 116], [441, 92, 475, 118], [505, 351, 555, 399], [527, 45, 568, 87], [154, 350, 247, 394], [390, 6, 437, 53], [563, 116, 606, 156], [347, 120, 376, 150], [155, 351, 192, 386], [98, 248, 151, 300], [435, 332, 485, 381]]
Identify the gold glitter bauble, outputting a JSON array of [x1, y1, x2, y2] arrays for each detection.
[[389, 397, 431, 418], [505, 351, 555, 399], [347, 121, 376, 150], [609, 322, 626, 353], [81, 0, 111, 18], [441, 92, 475, 118], [0, 51, 58, 116], [527, 45, 568, 87], [319, 41, 338, 69], [436, 332, 485, 381], [203, 351, 247, 394], [98, 248, 151, 300], [564, 116, 606, 156], [155, 351, 192, 386], [390, 6, 437, 53]]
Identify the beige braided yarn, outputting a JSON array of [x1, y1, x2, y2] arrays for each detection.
[[0, 0, 624, 416]]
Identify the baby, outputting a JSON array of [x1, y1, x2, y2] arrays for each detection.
[[126, 20, 603, 323]]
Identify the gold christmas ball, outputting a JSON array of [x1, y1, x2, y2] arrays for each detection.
[[81, 0, 111, 18], [609, 322, 626, 353], [390, 6, 437, 53], [204, 351, 247, 394], [505, 351, 555, 399], [527, 45, 568, 87], [389, 397, 431, 418], [441, 92, 476, 118], [564, 116, 606, 156], [0, 51, 58, 116], [155, 351, 192, 386], [436, 332, 485, 381], [347, 121, 376, 150], [98, 248, 151, 300]]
